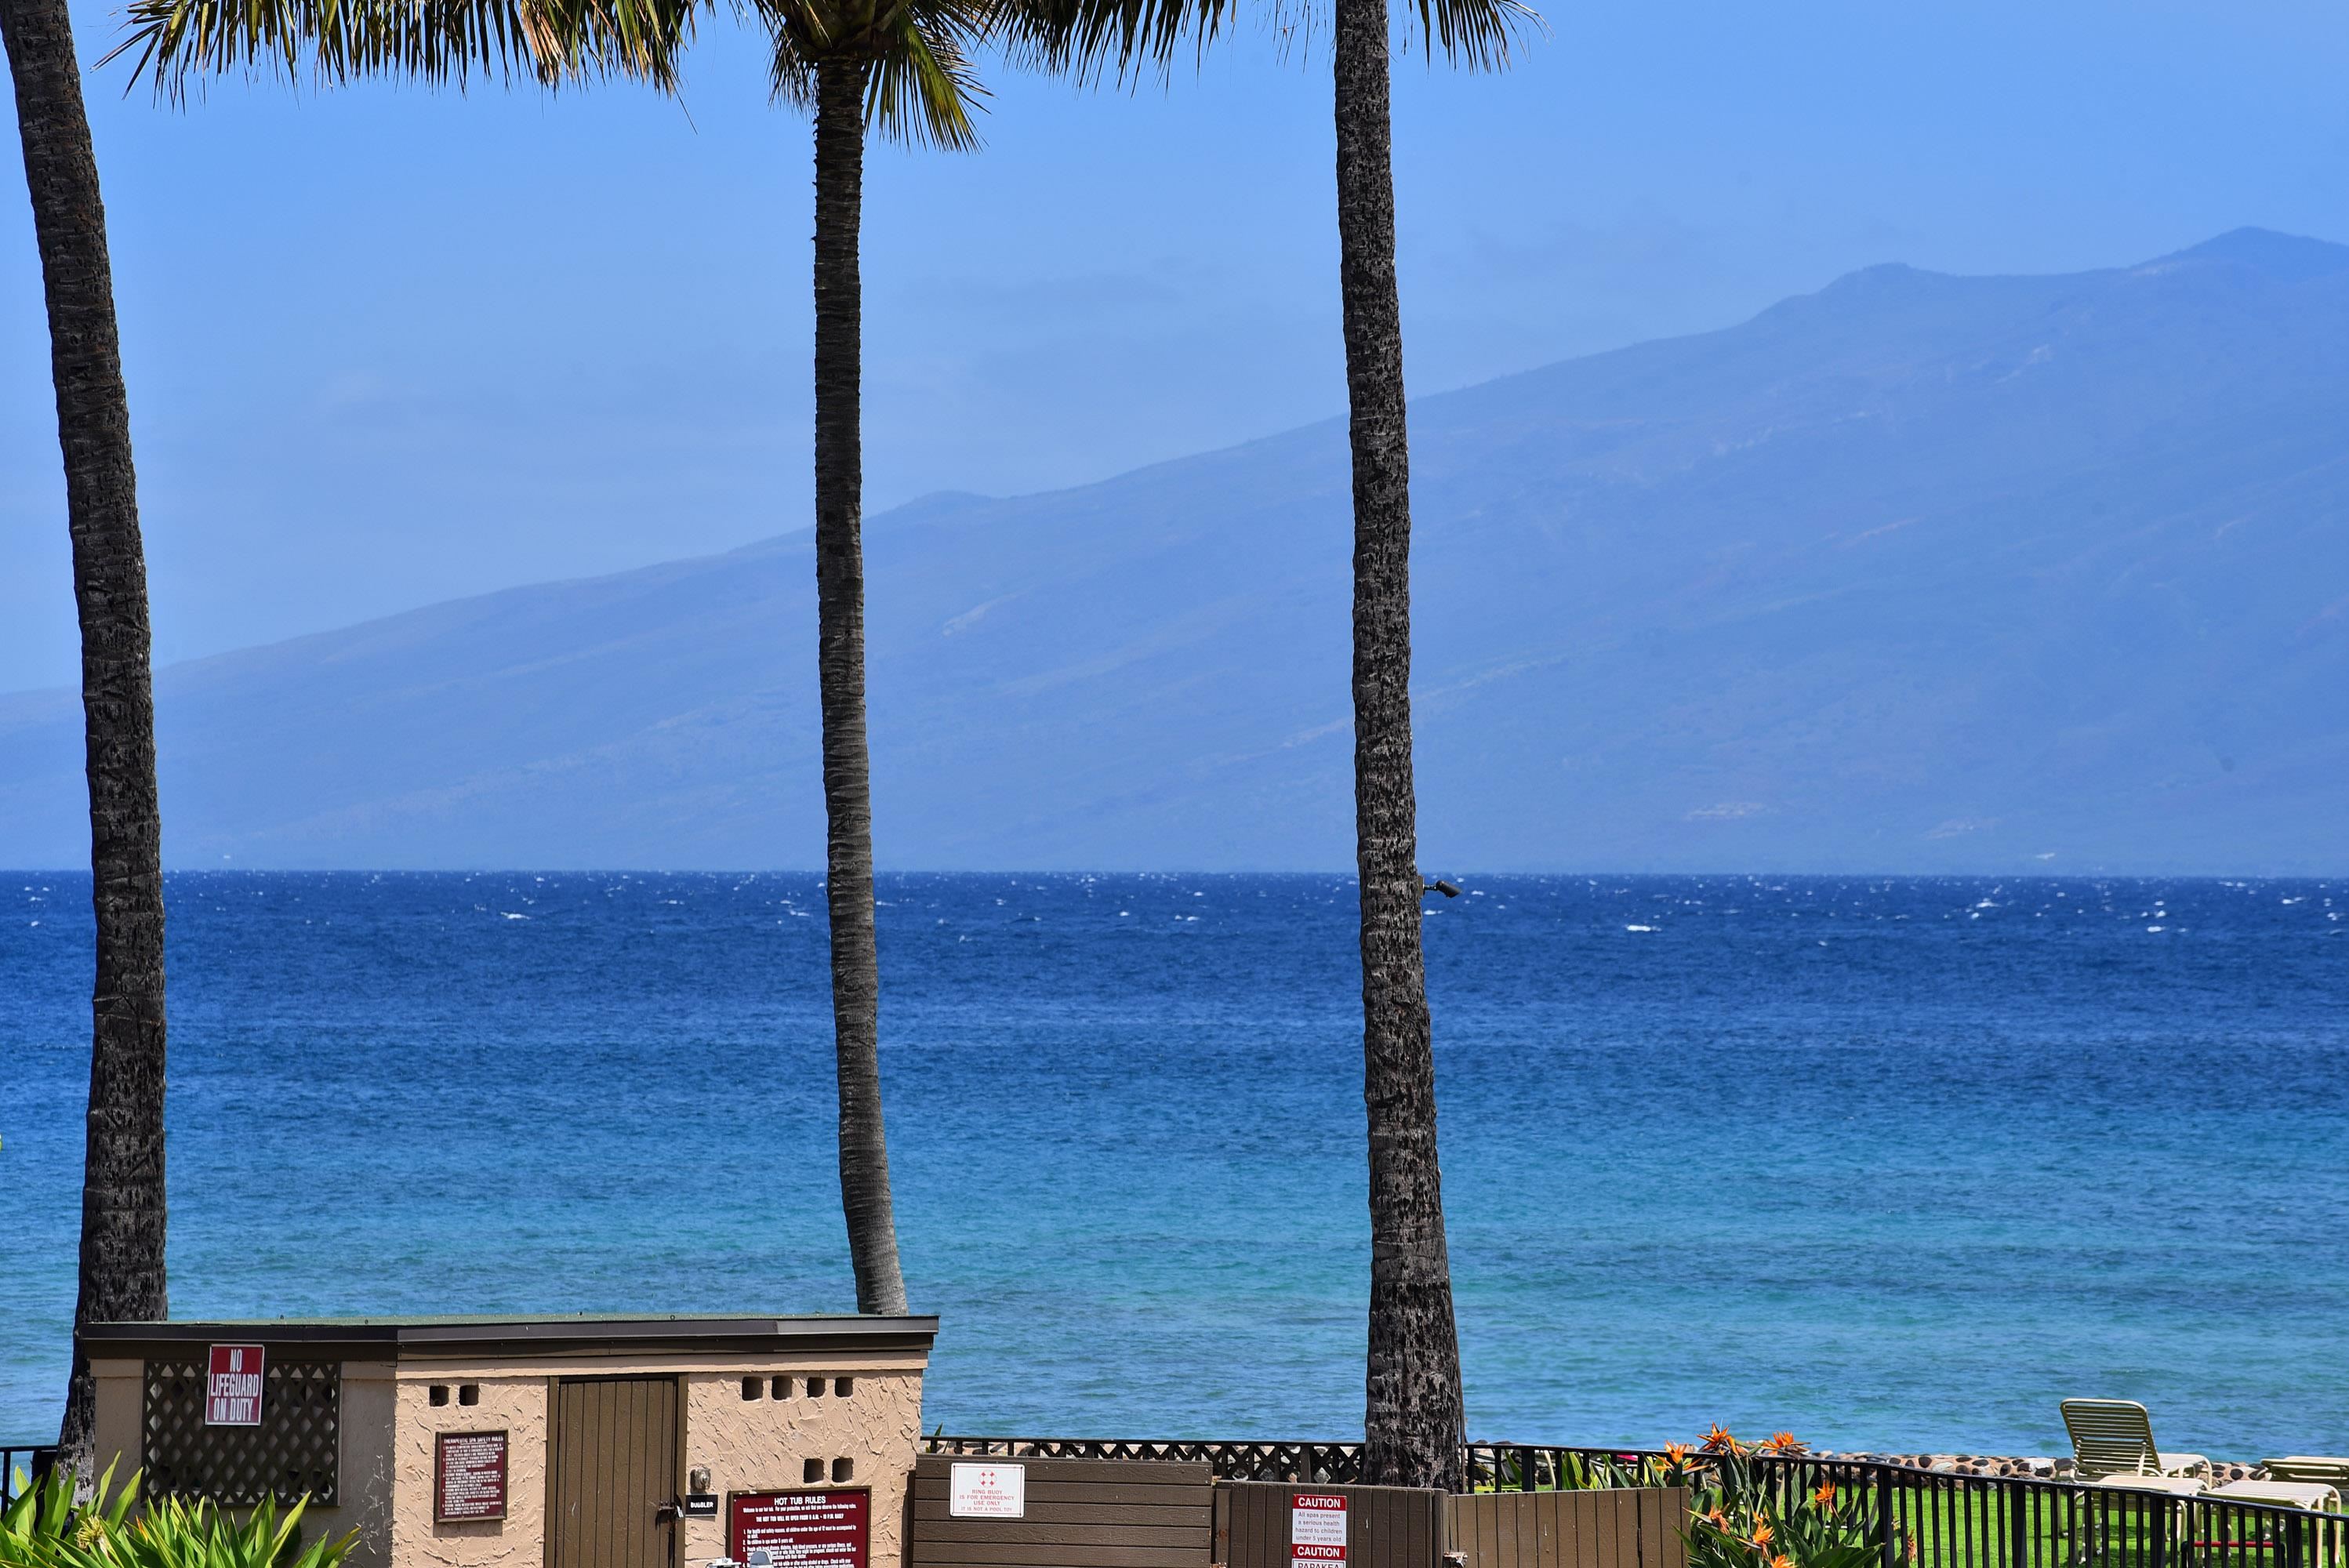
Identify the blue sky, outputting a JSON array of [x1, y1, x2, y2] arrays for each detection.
[[2, 0, 2345, 689]]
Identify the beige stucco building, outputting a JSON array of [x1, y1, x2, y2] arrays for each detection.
[[81, 1314, 937, 1568]]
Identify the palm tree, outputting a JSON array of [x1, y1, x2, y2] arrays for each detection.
[[1026, 0, 1526, 1490], [782, 2, 993, 1319], [2, 0, 172, 1482], [120, 0, 993, 1323]]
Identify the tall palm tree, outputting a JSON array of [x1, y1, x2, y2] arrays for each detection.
[[2, 0, 171, 1483], [121, 0, 992, 1323], [776, 0, 991, 1319], [1027, 0, 1525, 1490]]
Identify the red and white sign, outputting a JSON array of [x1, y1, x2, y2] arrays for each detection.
[[205, 1344, 265, 1427], [434, 1431, 510, 1523], [730, 1487, 870, 1568], [949, 1462, 1026, 1519], [1291, 1493, 1348, 1566]]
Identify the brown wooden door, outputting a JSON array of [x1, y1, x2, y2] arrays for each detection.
[[549, 1377, 680, 1568]]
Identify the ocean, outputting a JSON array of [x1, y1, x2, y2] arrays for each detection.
[[2, 872, 2344, 1461]]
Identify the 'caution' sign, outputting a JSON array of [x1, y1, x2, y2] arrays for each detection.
[[1291, 1493, 1348, 1566]]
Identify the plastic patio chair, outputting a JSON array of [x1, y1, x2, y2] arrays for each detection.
[[2264, 1459, 2349, 1491], [2061, 1399, 2210, 1479], [2216, 1479, 2344, 1512], [2090, 1475, 2208, 1496]]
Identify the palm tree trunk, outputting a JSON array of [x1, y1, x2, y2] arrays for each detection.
[[811, 55, 909, 1318], [2, 0, 170, 1482], [1332, 0, 1463, 1494]]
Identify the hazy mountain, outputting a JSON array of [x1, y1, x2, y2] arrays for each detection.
[[4, 228, 2344, 873]]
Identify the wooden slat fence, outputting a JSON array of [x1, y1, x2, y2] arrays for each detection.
[[909, 1453, 1214, 1568], [1220, 1482, 1448, 1568], [1447, 1489, 1689, 1568]]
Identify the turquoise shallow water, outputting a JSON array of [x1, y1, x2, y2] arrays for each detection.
[[2, 873, 2344, 1460]]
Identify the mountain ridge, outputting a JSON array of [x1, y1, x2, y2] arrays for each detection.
[[3, 229, 2344, 873]]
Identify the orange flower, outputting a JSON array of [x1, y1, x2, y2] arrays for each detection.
[[1760, 1432, 1810, 1456], [1750, 1522, 1774, 1549], [1705, 1509, 1729, 1530], [1701, 1425, 1738, 1454], [1772, 1556, 1795, 1568], [1813, 1481, 1838, 1507], [1663, 1443, 1695, 1467]]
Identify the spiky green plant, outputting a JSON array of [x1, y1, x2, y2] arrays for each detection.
[[1683, 1432, 1879, 1568], [89, 1492, 354, 1568], [1, 1462, 135, 1568], [2, 1466, 354, 1568]]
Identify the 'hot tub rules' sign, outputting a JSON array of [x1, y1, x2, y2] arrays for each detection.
[[205, 1345, 265, 1427]]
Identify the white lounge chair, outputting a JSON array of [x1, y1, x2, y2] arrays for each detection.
[[2264, 1459, 2349, 1490], [2215, 1479, 2343, 1512], [2061, 1399, 2209, 1480], [2091, 1475, 2206, 1497]]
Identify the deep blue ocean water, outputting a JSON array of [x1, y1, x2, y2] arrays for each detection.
[[3, 873, 2344, 1461]]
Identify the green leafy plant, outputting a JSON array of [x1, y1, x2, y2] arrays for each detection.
[[1, 1466, 354, 1568], [1473, 1449, 1701, 1494], [1682, 1430, 1879, 1568], [1570, 1449, 1701, 1490], [88, 1491, 354, 1568], [2, 1461, 136, 1567]]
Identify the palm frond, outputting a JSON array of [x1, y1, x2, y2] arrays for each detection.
[[106, 0, 697, 99], [998, 0, 1229, 85], [1392, 0, 1536, 71], [759, 0, 849, 60], [768, 44, 818, 109], [1006, 0, 1535, 84], [864, 0, 985, 147], [756, 0, 989, 144]]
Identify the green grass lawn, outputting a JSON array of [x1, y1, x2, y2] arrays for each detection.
[[1882, 1486, 2348, 1568]]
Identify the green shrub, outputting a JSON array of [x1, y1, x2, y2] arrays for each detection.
[[0, 1467, 354, 1568], [1470, 1447, 1697, 1494], [2, 1462, 136, 1567], [1681, 1430, 1878, 1568], [94, 1491, 354, 1568]]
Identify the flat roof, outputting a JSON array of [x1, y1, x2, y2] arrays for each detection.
[[80, 1312, 939, 1360]]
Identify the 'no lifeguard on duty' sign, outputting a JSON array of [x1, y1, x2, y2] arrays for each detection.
[[205, 1344, 265, 1427], [1291, 1494, 1348, 1566]]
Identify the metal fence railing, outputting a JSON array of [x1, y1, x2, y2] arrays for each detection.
[[924, 1434, 1371, 1483], [3, 1444, 59, 1505], [926, 1439, 2349, 1568], [1746, 1453, 2349, 1568]]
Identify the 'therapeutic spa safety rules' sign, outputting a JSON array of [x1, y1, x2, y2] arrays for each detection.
[[204, 1345, 265, 1427], [1291, 1494, 1348, 1566], [434, 1431, 510, 1523]]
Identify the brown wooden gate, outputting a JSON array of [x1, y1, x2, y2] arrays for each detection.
[[1447, 1490, 1689, 1568], [1219, 1482, 1447, 1568], [909, 1453, 1214, 1568], [549, 1376, 682, 1568]]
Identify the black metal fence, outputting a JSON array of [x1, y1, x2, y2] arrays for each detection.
[[924, 1434, 1373, 1484], [1744, 1452, 2349, 1568], [924, 1439, 2348, 1568], [2, 1444, 58, 1505]]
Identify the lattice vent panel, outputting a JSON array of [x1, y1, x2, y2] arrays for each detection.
[[142, 1358, 340, 1505]]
